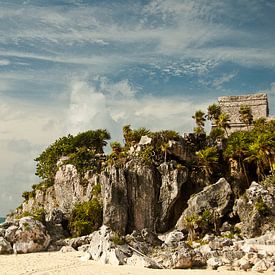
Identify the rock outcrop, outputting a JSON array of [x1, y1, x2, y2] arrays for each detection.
[[176, 178, 233, 231], [0, 216, 50, 254], [234, 181, 275, 237], [157, 162, 188, 232]]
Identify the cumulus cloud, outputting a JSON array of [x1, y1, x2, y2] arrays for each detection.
[[66, 78, 211, 141]]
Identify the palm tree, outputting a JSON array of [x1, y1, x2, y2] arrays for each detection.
[[245, 142, 266, 181], [196, 147, 219, 181], [110, 141, 122, 155], [207, 103, 221, 124], [239, 105, 253, 130], [122, 124, 132, 147], [192, 110, 206, 134], [161, 142, 170, 163], [209, 127, 225, 144], [216, 113, 231, 137], [225, 131, 252, 184]]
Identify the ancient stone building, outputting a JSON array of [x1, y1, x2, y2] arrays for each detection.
[[218, 93, 269, 133]]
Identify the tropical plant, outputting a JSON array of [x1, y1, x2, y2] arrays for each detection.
[[209, 127, 225, 143], [69, 199, 103, 237], [224, 131, 253, 184], [122, 125, 151, 147], [161, 142, 170, 163], [207, 103, 221, 124], [216, 113, 231, 137], [110, 141, 122, 154], [192, 110, 206, 134], [239, 105, 253, 129], [196, 147, 219, 180], [184, 214, 199, 242]]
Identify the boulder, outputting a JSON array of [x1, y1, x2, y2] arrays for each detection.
[[167, 139, 194, 162], [60, 245, 76, 253], [61, 234, 93, 249], [207, 257, 223, 270], [87, 226, 126, 265], [158, 243, 205, 269], [176, 178, 233, 231], [238, 257, 252, 271], [126, 252, 160, 268], [4, 225, 18, 243], [12, 216, 50, 254], [161, 230, 184, 247], [140, 228, 163, 246], [46, 208, 64, 224], [0, 237, 13, 254], [0, 228, 5, 237], [252, 259, 270, 272], [102, 159, 170, 234]]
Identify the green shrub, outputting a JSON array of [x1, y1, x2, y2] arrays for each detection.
[[110, 232, 125, 245], [69, 199, 103, 237], [32, 180, 54, 191], [92, 184, 101, 196], [32, 208, 46, 223], [35, 129, 110, 181], [255, 198, 270, 216], [22, 191, 35, 201], [260, 175, 275, 187]]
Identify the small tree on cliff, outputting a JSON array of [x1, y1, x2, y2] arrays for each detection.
[[192, 110, 206, 134]]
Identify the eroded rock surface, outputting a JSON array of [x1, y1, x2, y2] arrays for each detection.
[[234, 181, 275, 237], [176, 178, 233, 230]]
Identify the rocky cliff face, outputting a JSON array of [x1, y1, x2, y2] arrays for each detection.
[[6, 134, 275, 257], [18, 161, 191, 236], [12, 141, 200, 239]]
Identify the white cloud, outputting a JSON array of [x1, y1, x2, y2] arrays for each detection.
[[212, 72, 238, 88], [0, 1, 274, 69], [66, 78, 211, 140], [0, 59, 10, 66]]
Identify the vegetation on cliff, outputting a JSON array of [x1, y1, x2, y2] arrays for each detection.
[[34, 129, 110, 180]]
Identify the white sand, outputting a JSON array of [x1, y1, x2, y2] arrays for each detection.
[[0, 251, 271, 275]]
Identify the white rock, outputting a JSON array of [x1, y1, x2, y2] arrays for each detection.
[[252, 259, 270, 272], [207, 257, 223, 269], [238, 257, 251, 271], [139, 136, 152, 145], [0, 237, 13, 254], [80, 252, 92, 261], [241, 244, 257, 253], [60, 246, 76, 253]]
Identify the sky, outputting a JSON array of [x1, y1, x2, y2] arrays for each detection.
[[0, 0, 275, 216]]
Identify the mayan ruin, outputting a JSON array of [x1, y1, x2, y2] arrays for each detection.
[[218, 93, 269, 133]]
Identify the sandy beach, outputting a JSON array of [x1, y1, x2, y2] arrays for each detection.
[[0, 251, 272, 275]]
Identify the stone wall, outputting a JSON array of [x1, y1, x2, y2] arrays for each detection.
[[218, 93, 269, 133]]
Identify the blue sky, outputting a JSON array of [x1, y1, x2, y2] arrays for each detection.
[[0, 0, 275, 215]]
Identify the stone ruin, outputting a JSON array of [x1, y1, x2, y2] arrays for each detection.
[[218, 93, 269, 133]]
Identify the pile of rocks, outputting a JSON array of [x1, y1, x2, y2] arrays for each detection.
[[194, 232, 274, 272], [56, 225, 274, 272], [0, 216, 50, 254]]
